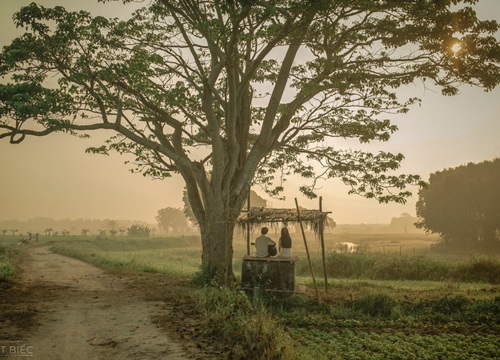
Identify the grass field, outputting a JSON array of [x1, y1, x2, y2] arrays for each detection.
[[0, 231, 446, 279], [1, 233, 498, 359]]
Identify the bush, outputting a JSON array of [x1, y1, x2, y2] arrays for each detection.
[[466, 297, 500, 324], [370, 255, 450, 281], [126, 224, 151, 237], [352, 291, 398, 318], [0, 246, 15, 277], [453, 258, 500, 284], [429, 295, 471, 316], [198, 287, 297, 359], [0, 261, 14, 277], [191, 264, 218, 286], [405, 294, 500, 324], [325, 252, 376, 278]]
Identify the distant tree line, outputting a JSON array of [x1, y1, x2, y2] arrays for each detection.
[[0, 217, 152, 236], [333, 213, 423, 234], [1, 211, 422, 238], [416, 158, 500, 252]]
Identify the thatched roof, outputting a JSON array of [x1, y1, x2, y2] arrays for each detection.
[[237, 207, 331, 234], [238, 207, 329, 223]]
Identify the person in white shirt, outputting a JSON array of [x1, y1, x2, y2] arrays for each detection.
[[278, 227, 292, 257], [254, 227, 276, 257]]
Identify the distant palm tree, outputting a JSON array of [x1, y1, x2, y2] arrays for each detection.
[[1, 229, 7, 236], [119, 229, 126, 237], [44, 228, 53, 236], [61, 229, 70, 236], [10, 229, 18, 236]]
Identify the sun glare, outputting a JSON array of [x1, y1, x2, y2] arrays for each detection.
[[451, 43, 462, 53]]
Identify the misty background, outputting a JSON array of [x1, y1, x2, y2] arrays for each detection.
[[0, 0, 499, 226]]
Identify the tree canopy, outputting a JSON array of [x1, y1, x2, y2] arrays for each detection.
[[1, 0, 499, 281], [156, 206, 190, 233], [416, 158, 500, 251], [390, 213, 420, 233]]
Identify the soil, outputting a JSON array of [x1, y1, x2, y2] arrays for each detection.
[[0, 246, 222, 359]]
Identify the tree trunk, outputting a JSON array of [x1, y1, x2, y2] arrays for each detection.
[[182, 172, 250, 285], [199, 207, 236, 285]]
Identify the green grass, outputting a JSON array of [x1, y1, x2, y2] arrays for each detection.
[[305, 252, 500, 283], [50, 236, 203, 275]]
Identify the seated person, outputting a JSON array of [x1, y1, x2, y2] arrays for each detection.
[[254, 227, 276, 257], [278, 227, 292, 257]]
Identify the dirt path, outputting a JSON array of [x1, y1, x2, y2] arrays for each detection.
[[2, 246, 192, 360]]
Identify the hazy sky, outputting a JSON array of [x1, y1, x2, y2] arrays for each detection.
[[0, 0, 499, 224]]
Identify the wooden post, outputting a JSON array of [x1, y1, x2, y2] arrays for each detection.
[[253, 287, 260, 305], [295, 198, 321, 304], [319, 197, 328, 292], [246, 192, 251, 256]]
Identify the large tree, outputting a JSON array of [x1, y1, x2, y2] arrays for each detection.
[[416, 158, 500, 251], [0, 0, 498, 282], [156, 206, 190, 233]]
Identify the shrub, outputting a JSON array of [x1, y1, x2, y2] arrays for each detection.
[[466, 297, 500, 324], [429, 295, 471, 316], [126, 224, 151, 237], [453, 258, 500, 284], [352, 291, 398, 318], [0, 246, 15, 277], [191, 264, 218, 286], [0, 261, 14, 277], [370, 255, 450, 281], [410, 295, 473, 323], [198, 287, 297, 359], [325, 252, 376, 278]]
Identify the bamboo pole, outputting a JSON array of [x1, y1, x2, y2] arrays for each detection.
[[246, 192, 251, 256], [295, 198, 321, 304], [319, 197, 328, 292]]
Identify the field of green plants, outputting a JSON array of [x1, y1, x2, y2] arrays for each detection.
[[1, 233, 498, 359]]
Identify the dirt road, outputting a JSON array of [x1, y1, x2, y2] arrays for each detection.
[[1, 246, 192, 360]]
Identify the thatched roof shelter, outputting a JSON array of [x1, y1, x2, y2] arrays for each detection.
[[239, 198, 331, 296]]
